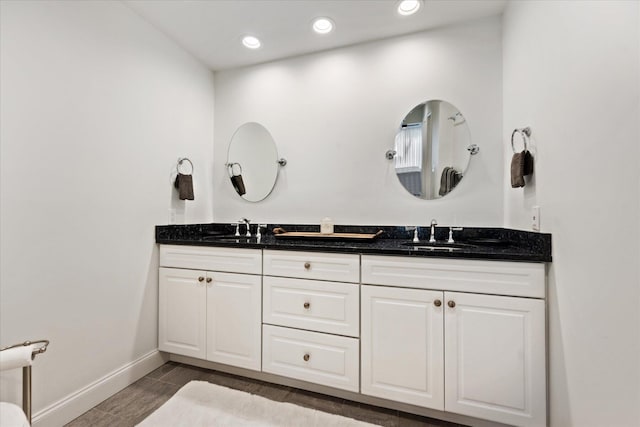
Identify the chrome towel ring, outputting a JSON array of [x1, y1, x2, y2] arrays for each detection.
[[177, 157, 194, 175], [511, 127, 531, 153], [226, 162, 243, 177]]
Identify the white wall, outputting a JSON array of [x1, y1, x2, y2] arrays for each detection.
[[0, 0, 214, 423], [503, 1, 640, 426], [213, 17, 503, 227]]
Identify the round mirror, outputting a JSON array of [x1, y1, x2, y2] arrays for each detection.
[[227, 122, 279, 202], [392, 100, 476, 200]]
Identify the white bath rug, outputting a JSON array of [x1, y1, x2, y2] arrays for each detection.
[[136, 380, 378, 427]]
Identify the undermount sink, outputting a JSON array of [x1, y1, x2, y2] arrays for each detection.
[[201, 235, 253, 242], [410, 246, 463, 251], [465, 238, 513, 247], [402, 241, 474, 250]]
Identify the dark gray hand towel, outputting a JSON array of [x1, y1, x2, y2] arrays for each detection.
[[439, 167, 462, 196], [174, 173, 194, 200], [511, 150, 534, 188], [439, 167, 452, 196], [451, 169, 462, 189], [511, 152, 526, 188], [230, 174, 246, 196]]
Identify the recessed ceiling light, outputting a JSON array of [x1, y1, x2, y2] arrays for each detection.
[[312, 17, 334, 34], [397, 0, 422, 16], [242, 35, 261, 49]]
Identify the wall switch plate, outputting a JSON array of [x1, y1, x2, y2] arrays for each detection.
[[532, 206, 540, 231]]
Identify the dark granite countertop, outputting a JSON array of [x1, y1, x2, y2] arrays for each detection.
[[156, 223, 551, 263]]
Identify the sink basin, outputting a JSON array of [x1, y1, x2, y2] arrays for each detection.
[[410, 245, 463, 251], [402, 241, 474, 249], [201, 231, 226, 237], [201, 235, 253, 242], [465, 238, 513, 247]]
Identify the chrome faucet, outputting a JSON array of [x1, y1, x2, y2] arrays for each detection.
[[447, 226, 464, 243], [429, 219, 437, 243], [256, 224, 266, 240], [240, 217, 251, 237]]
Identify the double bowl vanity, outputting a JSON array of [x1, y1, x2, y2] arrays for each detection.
[[156, 223, 551, 427]]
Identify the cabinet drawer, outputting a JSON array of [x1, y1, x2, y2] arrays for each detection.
[[263, 250, 359, 283], [362, 255, 545, 298], [263, 277, 359, 337], [262, 325, 359, 392], [160, 245, 261, 274]]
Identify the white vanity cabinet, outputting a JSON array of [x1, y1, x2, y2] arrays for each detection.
[[361, 255, 547, 427], [158, 243, 548, 427], [158, 245, 262, 371]]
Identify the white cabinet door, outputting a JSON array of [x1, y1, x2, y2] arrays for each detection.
[[206, 272, 262, 371], [158, 267, 206, 359], [361, 285, 444, 410], [444, 292, 546, 427]]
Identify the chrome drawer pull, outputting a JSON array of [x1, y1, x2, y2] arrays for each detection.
[[303, 353, 310, 362], [303, 302, 310, 309], [304, 262, 311, 270]]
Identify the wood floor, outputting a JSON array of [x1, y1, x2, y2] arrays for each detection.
[[65, 362, 467, 427]]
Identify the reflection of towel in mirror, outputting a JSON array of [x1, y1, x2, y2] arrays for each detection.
[[230, 175, 246, 196], [174, 173, 194, 200], [510, 151, 534, 188], [439, 167, 462, 196]]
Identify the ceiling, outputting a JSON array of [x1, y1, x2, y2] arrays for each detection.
[[123, 0, 507, 71]]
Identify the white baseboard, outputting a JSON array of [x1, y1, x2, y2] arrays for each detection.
[[32, 350, 168, 427]]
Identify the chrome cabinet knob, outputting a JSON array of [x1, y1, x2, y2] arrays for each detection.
[[303, 302, 310, 309], [206, 277, 212, 283], [304, 262, 311, 270], [448, 300, 456, 308], [303, 353, 310, 362], [434, 299, 442, 307], [198, 276, 205, 282]]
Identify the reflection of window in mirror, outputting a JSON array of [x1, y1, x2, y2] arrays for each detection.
[[393, 100, 473, 200], [395, 103, 425, 197]]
